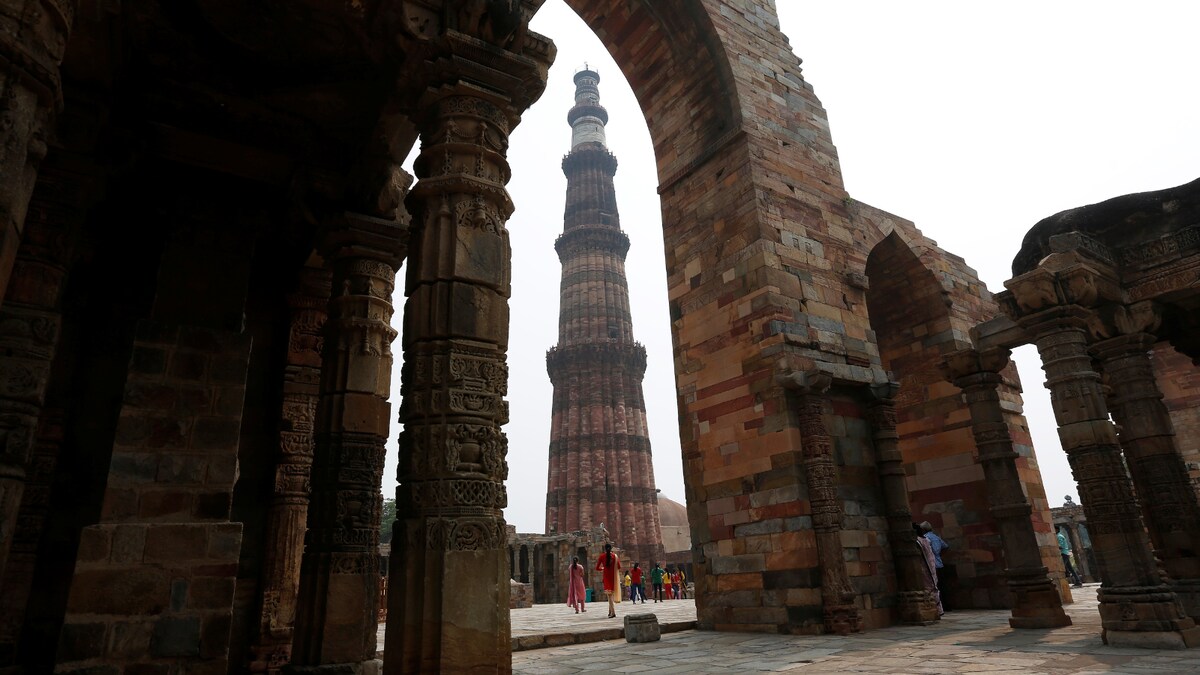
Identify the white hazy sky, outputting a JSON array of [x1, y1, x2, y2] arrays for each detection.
[[386, 1, 1200, 535]]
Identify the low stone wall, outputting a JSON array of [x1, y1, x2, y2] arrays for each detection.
[[510, 580, 533, 609]]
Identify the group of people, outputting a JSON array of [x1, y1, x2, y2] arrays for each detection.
[[566, 544, 689, 618], [568, 523, 1083, 621]]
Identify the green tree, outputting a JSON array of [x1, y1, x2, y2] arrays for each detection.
[[380, 497, 397, 545]]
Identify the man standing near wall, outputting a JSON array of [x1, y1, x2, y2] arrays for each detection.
[[1057, 528, 1085, 587]]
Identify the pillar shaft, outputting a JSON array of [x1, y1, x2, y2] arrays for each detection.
[[793, 374, 860, 634], [0, 0, 77, 308], [1067, 524, 1094, 582], [865, 384, 940, 624], [1094, 331, 1200, 620], [250, 269, 330, 673], [1021, 306, 1199, 647], [944, 348, 1071, 629], [290, 214, 404, 673], [386, 87, 515, 673]]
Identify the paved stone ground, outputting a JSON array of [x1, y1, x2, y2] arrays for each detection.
[[509, 584, 1200, 674]]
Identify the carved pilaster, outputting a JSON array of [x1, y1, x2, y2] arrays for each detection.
[[0, 154, 80, 588], [0, 1, 78, 307], [387, 88, 517, 673], [780, 370, 861, 635], [250, 268, 330, 673], [290, 211, 407, 674], [942, 347, 1071, 629], [1090, 302, 1200, 622], [1003, 267, 1200, 647], [865, 382, 940, 625]]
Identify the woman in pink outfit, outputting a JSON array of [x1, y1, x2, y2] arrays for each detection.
[[566, 556, 587, 613], [914, 523, 944, 616]]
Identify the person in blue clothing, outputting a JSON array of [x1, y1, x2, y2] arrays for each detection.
[[920, 521, 951, 612], [1057, 528, 1084, 587]]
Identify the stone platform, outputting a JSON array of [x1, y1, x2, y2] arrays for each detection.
[[378, 598, 698, 654], [510, 585, 1200, 674]]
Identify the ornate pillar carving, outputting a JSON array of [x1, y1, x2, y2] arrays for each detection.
[[1090, 301, 1200, 621], [289, 208, 408, 674], [865, 382, 940, 624], [250, 267, 331, 673], [942, 347, 1071, 629], [1002, 255, 1200, 648], [0, 0, 78, 306], [0, 154, 80, 584], [1067, 523, 1093, 582], [387, 87, 517, 674], [384, 9, 552, 671], [780, 370, 861, 635]]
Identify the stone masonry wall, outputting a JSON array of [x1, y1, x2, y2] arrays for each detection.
[[1153, 343, 1200, 498], [55, 322, 250, 675], [565, 0, 1057, 631]]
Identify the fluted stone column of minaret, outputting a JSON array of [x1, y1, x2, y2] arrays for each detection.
[[544, 70, 663, 565]]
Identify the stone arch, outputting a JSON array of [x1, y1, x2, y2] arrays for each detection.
[[864, 232, 1001, 608]]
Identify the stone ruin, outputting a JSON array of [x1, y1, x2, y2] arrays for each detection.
[[0, 1, 1196, 673]]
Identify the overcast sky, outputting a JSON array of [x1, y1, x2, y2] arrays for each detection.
[[387, 1, 1200, 535]]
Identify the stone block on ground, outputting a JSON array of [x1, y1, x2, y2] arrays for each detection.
[[624, 613, 660, 643]]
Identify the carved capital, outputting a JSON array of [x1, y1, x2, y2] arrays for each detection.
[[1086, 301, 1162, 342], [1002, 251, 1122, 317], [941, 347, 1012, 384], [775, 366, 831, 396]]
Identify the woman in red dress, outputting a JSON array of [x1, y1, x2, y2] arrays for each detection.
[[594, 543, 621, 618]]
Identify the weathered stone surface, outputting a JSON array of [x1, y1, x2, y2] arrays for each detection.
[[623, 614, 661, 643]]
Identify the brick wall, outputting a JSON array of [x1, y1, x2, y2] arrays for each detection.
[[55, 321, 250, 675], [1154, 343, 1200, 498]]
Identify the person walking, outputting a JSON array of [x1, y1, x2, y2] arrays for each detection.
[[1057, 528, 1084, 587], [566, 556, 587, 614], [650, 562, 665, 603], [595, 543, 622, 618], [670, 568, 681, 599], [630, 562, 645, 603], [914, 523, 943, 616], [678, 567, 687, 599], [919, 521, 950, 612]]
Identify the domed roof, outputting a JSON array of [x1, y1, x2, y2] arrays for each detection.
[[658, 496, 688, 527]]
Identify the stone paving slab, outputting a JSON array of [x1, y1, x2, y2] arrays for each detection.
[[511, 585, 1200, 674]]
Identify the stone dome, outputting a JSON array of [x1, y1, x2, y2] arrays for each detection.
[[658, 496, 688, 527]]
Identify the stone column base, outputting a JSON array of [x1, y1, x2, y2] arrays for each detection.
[[1007, 571, 1072, 629], [284, 659, 382, 675], [1170, 579, 1200, 623], [823, 604, 862, 635], [1098, 587, 1200, 649], [897, 590, 940, 625]]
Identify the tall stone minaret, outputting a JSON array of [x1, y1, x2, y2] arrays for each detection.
[[545, 69, 663, 564]]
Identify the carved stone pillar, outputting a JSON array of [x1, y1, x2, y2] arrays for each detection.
[[386, 85, 518, 672], [249, 268, 330, 673], [289, 213, 406, 675], [1004, 260, 1199, 647], [784, 371, 861, 635], [865, 383, 939, 624], [0, 154, 80, 584], [1090, 302, 1200, 622], [943, 347, 1071, 629], [1067, 524, 1094, 582], [0, 1, 78, 306]]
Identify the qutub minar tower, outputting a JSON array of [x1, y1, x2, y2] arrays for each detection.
[[545, 69, 664, 564]]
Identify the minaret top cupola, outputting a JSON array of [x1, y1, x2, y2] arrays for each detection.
[[568, 68, 609, 150]]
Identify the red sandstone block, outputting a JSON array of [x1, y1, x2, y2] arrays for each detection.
[[76, 527, 111, 563], [717, 573, 764, 591], [766, 549, 817, 570], [139, 490, 194, 520], [66, 568, 170, 615], [144, 524, 208, 562]]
